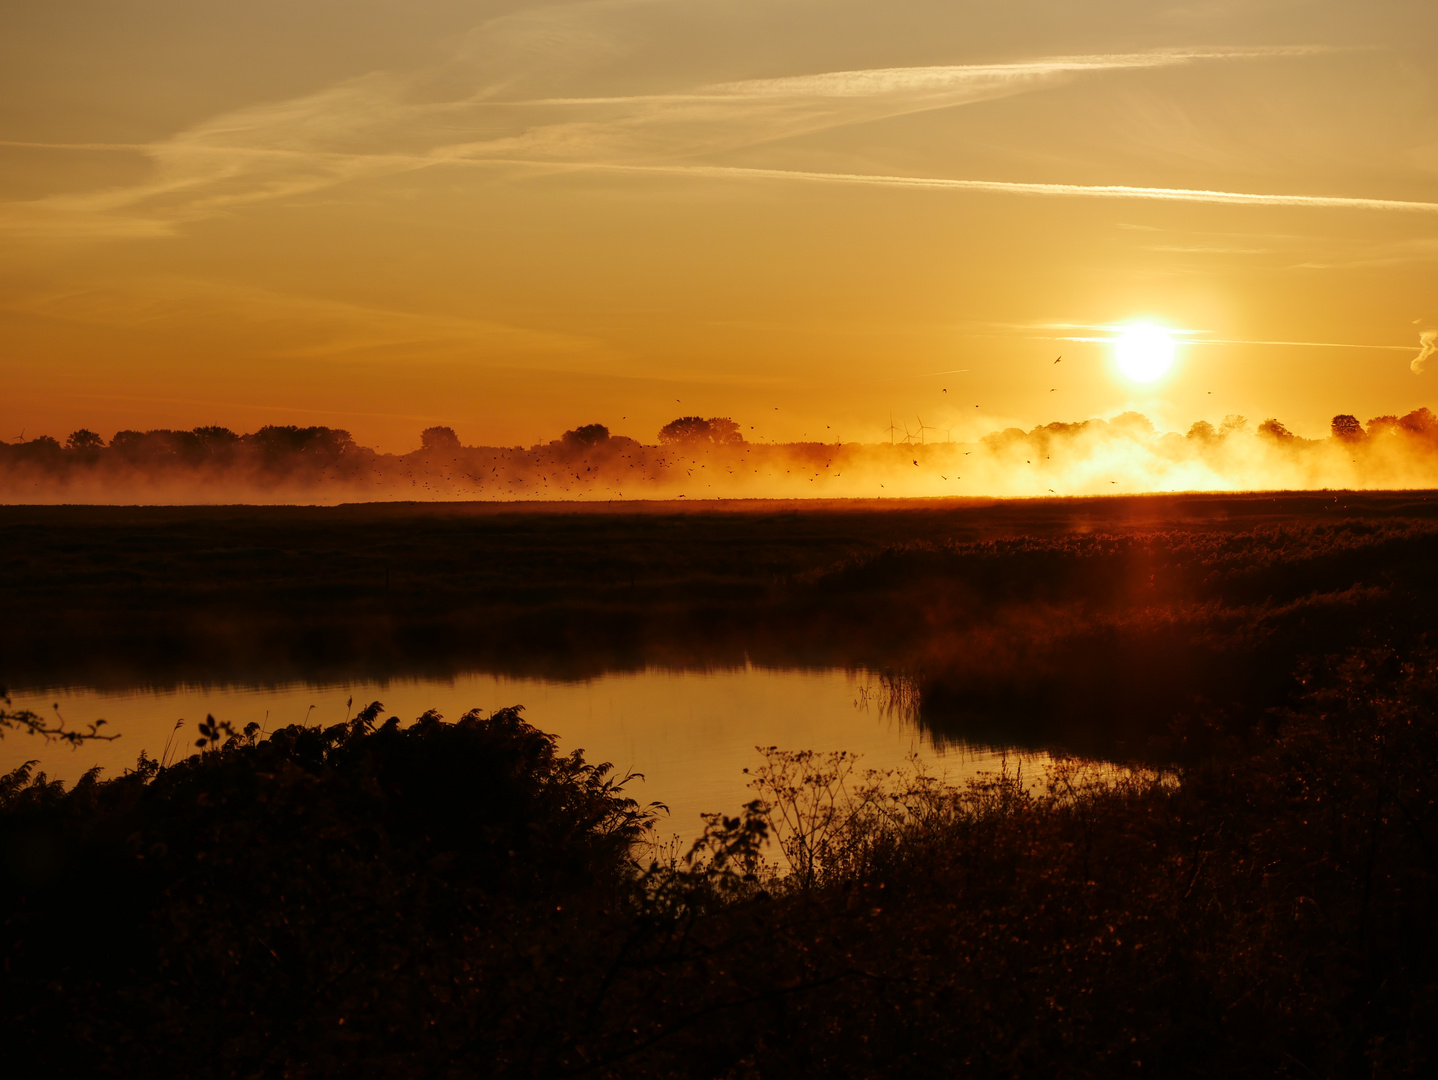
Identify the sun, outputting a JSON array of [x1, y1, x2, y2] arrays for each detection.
[[1114, 324, 1176, 383]]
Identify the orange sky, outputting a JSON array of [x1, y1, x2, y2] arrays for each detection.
[[3, 0, 1436, 453]]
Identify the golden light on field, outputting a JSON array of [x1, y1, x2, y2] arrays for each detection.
[[1114, 325, 1177, 385]]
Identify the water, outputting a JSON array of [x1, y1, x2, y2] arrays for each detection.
[[2, 665, 1047, 843]]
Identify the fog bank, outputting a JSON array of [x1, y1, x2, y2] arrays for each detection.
[[4, 409, 1438, 504]]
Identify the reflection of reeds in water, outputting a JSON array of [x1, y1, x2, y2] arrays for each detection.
[[857, 669, 1039, 755], [853, 671, 920, 726]]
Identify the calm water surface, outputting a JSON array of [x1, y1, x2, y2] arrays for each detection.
[[4, 666, 1047, 842]]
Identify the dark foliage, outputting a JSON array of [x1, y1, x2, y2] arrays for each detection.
[[1332, 414, 1366, 442], [1, 706, 656, 1077], [420, 426, 462, 453], [563, 424, 611, 449], [1, 687, 115, 745], [802, 517, 1438, 754], [4, 645, 1438, 1076], [657, 416, 744, 445], [65, 430, 104, 452], [1257, 417, 1294, 441]]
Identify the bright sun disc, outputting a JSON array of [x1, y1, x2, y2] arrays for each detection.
[[1114, 324, 1176, 383]]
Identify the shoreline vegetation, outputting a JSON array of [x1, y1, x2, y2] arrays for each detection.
[[4, 493, 1438, 1073], [3, 648, 1436, 1076], [4, 493, 1437, 755], [5, 408, 1438, 502]]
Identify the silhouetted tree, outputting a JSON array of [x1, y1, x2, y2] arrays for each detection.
[[420, 426, 461, 452], [563, 423, 610, 449], [65, 429, 103, 451], [11, 436, 63, 465], [1257, 418, 1294, 442], [659, 416, 745, 445], [1186, 420, 1217, 442], [707, 417, 744, 445], [192, 425, 239, 450], [659, 417, 711, 444], [1400, 407, 1437, 435], [1331, 414, 1365, 442], [1220, 414, 1248, 436], [246, 426, 355, 463], [109, 430, 146, 456]]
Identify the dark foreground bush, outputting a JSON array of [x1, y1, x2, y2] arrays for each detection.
[[0, 707, 657, 1077], [4, 653, 1438, 1078]]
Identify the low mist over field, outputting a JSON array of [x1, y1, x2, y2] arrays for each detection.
[[5, 408, 1438, 504]]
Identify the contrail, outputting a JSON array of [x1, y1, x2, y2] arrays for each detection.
[[33, 389, 439, 422], [0, 140, 150, 151], [1056, 334, 1414, 351], [527, 161, 1438, 215], [1192, 338, 1417, 350], [909, 367, 972, 378], [15, 144, 1434, 216]]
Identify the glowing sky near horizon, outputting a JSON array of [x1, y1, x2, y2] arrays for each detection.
[[2, 1, 1436, 452]]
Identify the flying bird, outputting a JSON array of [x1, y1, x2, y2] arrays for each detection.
[[1054, 355, 1062, 364]]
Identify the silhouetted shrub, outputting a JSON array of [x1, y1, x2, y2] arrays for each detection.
[[0, 705, 658, 1076]]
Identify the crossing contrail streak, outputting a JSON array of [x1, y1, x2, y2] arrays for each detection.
[[1057, 335, 1414, 350], [516, 160, 1438, 215]]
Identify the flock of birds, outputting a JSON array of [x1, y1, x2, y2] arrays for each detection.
[[391, 354, 1151, 499]]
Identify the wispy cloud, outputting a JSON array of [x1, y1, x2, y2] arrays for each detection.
[[1, 276, 598, 361], [0, 45, 1348, 239], [1413, 330, 1438, 373]]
